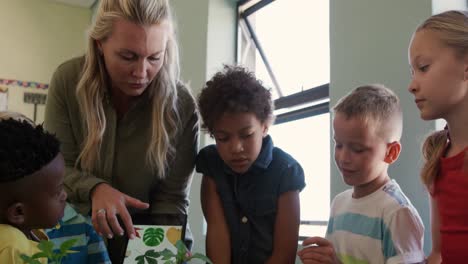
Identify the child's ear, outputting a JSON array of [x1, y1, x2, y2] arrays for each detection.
[[262, 123, 269, 137], [6, 203, 26, 226], [384, 141, 401, 164]]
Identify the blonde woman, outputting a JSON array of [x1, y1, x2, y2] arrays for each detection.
[[44, 0, 198, 261]]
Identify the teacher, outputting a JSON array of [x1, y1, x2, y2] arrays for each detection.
[[44, 0, 198, 260]]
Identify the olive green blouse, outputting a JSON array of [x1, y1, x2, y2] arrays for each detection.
[[44, 57, 199, 217]]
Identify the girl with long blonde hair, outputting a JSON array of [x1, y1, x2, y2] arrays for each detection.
[[408, 10, 468, 263]]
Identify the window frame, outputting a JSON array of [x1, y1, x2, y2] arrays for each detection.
[[236, 0, 331, 240]]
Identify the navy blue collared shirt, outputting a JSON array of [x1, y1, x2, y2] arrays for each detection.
[[196, 135, 305, 264]]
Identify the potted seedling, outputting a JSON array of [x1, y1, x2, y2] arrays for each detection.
[[21, 238, 77, 264]]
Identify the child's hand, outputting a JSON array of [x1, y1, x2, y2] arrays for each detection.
[[297, 236, 341, 264]]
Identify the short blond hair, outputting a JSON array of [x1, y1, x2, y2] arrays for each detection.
[[333, 84, 402, 142]]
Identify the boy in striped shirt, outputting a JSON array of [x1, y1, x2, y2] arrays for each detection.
[[298, 85, 425, 264], [46, 204, 111, 264]]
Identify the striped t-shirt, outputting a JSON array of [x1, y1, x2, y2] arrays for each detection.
[[46, 204, 111, 264], [326, 180, 425, 264]]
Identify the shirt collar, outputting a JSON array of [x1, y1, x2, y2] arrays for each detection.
[[60, 203, 79, 223], [252, 135, 273, 170], [31, 229, 49, 241]]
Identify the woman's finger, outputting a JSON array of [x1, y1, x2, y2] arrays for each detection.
[[124, 194, 149, 210], [95, 208, 113, 239], [118, 205, 136, 239], [107, 207, 125, 237]]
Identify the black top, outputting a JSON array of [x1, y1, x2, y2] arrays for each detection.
[[196, 135, 305, 263]]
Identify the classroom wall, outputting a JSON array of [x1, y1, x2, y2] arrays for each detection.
[[0, 0, 91, 123]]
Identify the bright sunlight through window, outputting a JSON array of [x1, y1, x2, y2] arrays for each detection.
[[238, 0, 330, 238]]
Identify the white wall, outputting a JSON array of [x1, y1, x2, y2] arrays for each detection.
[[330, 0, 434, 254], [432, 0, 467, 13], [0, 0, 91, 123]]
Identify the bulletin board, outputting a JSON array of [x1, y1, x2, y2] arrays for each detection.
[[0, 78, 49, 122]]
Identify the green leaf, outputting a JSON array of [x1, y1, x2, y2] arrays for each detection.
[[143, 227, 165, 247], [20, 254, 42, 264], [21, 238, 81, 264], [163, 261, 174, 264], [135, 254, 148, 264], [159, 248, 175, 260], [59, 238, 78, 253], [191, 253, 213, 263], [37, 240, 54, 255], [145, 250, 161, 258], [145, 256, 158, 264], [30, 252, 48, 259], [175, 240, 187, 256]]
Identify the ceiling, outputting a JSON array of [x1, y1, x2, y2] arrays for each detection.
[[50, 0, 96, 8]]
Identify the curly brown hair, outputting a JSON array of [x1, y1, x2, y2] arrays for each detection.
[[198, 65, 274, 134]]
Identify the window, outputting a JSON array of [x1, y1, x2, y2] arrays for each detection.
[[237, 0, 330, 239]]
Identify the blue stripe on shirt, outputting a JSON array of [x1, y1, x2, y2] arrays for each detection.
[[327, 213, 397, 260], [46, 204, 111, 264]]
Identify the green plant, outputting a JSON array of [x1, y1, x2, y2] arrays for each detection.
[[135, 240, 212, 264], [20, 238, 77, 264]]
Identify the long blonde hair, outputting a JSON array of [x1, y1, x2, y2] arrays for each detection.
[[417, 10, 468, 189], [76, 0, 181, 178]]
